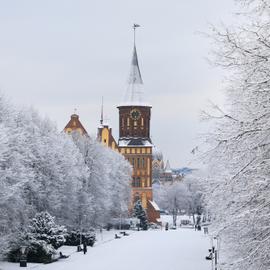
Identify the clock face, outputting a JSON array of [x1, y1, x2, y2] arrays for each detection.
[[130, 109, 141, 120]]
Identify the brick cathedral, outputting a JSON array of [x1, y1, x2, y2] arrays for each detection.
[[64, 27, 160, 223]]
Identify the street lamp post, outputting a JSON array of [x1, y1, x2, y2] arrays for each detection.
[[19, 246, 27, 267], [78, 214, 87, 251], [214, 235, 220, 270]]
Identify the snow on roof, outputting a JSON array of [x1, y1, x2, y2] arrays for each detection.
[[149, 200, 160, 211], [117, 101, 152, 108], [119, 44, 151, 107], [118, 138, 153, 147]]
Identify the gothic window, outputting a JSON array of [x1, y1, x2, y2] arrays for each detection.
[[137, 158, 140, 168], [141, 118, 144, 126], [127, 117, 130, 126], [142, 158, 145, 168], [133, 177, 141, 187]]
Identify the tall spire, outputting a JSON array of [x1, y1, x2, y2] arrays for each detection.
[[129, 24, 143, 86], [121, 24, 150, 107], [100, 96, 104, 125], [165, 160, 172, 173], [128, 45, 143, 85]]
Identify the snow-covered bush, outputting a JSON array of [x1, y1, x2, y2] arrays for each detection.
[[27, 211, 66, 249], [65, 230, 96, 247], [7, 237, 55, 264], [7, 212, 64, 263]]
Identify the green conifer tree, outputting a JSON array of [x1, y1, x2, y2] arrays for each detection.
[[133, 200, 148, 230]]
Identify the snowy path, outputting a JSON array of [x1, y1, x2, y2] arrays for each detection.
[[0, 229, 211, 270]]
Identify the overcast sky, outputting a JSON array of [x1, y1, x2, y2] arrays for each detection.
[[0, 0, 238, 168]]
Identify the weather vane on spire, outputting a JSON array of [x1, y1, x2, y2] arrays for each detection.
[[133, 23, 140, 46]]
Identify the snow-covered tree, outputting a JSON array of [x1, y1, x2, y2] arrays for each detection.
[[7, 212, 65, 263], [153, 174, 204, 219], [0, 94, 132, 257], [133, 200, 148, 230], [71, 132, 131, 227], [27, 211, 66, 249], [201, 1, 270, 269]]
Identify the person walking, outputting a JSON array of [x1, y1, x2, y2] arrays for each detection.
[[83, 241, 87, 255]]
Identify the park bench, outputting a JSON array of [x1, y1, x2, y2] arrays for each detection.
[[120, 231, 129, 236]]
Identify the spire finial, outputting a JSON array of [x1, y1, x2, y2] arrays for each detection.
[[74, 108, 77, 115], [100, 96, 104, 125], [133, 24, 140, 47]]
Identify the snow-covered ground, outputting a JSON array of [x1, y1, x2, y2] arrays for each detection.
[[0, 222, 211, 270]]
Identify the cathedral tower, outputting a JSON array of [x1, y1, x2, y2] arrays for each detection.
[[117, 25, 159, 222]]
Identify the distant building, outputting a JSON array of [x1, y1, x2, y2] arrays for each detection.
[[152, 146, 164, 184], [97, 123, 118, 152], [64, 114, 88, 135], [163, 160, 173, 182], [152, 146, 183, 184]]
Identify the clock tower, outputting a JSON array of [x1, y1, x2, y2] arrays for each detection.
[[117, 25, 159, 222]]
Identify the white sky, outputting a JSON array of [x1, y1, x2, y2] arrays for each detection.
[[0, 0, 237, 167]]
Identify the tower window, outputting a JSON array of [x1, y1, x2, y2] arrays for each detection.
[[142, 158, 145, 168], [133, 177, 141, 187], [137, 158, 140, 168]]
